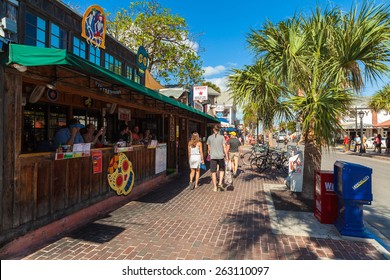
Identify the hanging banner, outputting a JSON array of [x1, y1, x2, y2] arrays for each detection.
[[107, 153, 135, 195], [81, 5, 106, 49], [193, 86, 208, 101], [118, 107, 131, 121], [92, 150, 102, 174], [137, 46, 149, 77]]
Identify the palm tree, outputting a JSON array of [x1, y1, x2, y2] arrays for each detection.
[[227, 59, 292, 147], [242, 102, 260, 136], [369, 84, 390, 111], [246, 3, 390, 199]]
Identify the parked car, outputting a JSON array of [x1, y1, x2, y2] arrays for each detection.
[[365, 137, 386, 149]]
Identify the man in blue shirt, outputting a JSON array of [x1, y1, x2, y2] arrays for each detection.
[[53, 118, 84, 148]]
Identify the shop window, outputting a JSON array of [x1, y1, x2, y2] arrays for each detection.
[[50, 23, 67, 49], [73, 108, 99, 129], [25, 12, 46, 47], [105, 53, 122, 75], [114, 60, 122, 75], [134, 69, 141, 84], [104, 53, 114, 72], [126, 66, 134, 80], [23, 103, 48, 153], [48, 106, 67, 141], [2, 0, 18, 41], [89, 45, 101, 65], [73, 37, 86, 59]]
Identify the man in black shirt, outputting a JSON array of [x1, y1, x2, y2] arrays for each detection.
[[227, 131, 242, 177]]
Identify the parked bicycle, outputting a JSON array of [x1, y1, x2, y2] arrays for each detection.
[[242, 143, 269, 168], [254, 147, 289, 175]]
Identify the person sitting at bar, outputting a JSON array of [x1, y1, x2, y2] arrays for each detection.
[[53, 118, 84, 147], [131, 125, 142, 144], [141, 129, 153, 145], [82, 124, 106, 147], [115, 124, 132, 144]]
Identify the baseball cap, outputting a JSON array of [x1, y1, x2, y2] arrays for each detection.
[[69, 123, 85, 129], [230, 131, 236, 136]]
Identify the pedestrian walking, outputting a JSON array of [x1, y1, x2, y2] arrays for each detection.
[[207, 125, 228, 192], [376, 134, 382, 153], [223, 130, 230, 144], [386, 134, 390, 154], [187, 131, 204, 190], [355, 134, 361, 153], [227, 131, 242, 178], [343, 134, 349, 152]]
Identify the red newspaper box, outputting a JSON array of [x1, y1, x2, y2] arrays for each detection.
[[314, 170, 338, 224]]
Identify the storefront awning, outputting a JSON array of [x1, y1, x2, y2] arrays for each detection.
[[7, 44, 219, 123], [218, 117, 229, 123]]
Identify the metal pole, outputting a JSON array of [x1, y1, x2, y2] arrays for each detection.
[[360, 116, 365, 153], [355, 107, 358, 136]]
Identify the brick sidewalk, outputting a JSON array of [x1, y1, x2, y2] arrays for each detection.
[[20, 166, 386, 260]]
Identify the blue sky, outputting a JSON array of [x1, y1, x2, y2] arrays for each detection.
[[72, 0, 389, 95]]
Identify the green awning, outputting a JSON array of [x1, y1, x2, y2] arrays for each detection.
[[7, 44, 219, 123]]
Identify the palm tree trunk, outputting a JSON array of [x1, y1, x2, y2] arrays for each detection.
[[302, 128, 321, 200]]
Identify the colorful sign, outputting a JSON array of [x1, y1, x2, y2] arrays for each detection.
[[107, 153, 135, 195], [137, 46, 149, 77], [81, 5, 106, 49], [193, 86, 208, 101], [92, 150, 102, 174]]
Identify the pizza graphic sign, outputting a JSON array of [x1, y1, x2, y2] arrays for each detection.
[[107, 153, 135, 195]]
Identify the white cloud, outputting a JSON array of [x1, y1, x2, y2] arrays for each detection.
[[203, 65, 227, 77], [206, 76, 228, 92]]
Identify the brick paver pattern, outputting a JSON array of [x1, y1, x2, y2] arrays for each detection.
[[23, 165, 385, 260]]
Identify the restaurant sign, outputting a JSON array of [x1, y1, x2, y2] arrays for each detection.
[[193, 86, 208, 101], [137, 46, 149, 77], [81, 5, 106, 49]]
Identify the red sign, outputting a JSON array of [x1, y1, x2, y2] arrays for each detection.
[[92, 150, 102, 174], [118, 107, 131, 121]]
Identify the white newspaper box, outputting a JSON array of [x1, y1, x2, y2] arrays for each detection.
[[288, 152, 304, 192]]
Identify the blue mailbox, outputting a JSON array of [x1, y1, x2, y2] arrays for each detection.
[[333, 161, 373, 238]]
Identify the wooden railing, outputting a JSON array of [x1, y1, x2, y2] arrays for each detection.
[[0, 145, 157, 245]]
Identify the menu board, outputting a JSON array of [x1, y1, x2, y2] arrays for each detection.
[[155, 144, 167, 174]]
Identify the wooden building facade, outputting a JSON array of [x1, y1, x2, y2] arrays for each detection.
[[0, 0, 218, 257]]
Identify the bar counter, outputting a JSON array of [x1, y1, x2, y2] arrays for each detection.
[[1, 144, 166, 247]]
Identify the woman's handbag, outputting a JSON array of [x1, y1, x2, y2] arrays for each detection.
[[200, 163, 206, 170]]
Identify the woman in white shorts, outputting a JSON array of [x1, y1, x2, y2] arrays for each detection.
[[188, 132, 204, 189]]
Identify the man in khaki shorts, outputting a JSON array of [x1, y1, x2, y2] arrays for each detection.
[[227, 131, 242, 178]]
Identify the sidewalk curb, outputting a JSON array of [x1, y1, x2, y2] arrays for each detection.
[[263, 183, 390, 260]]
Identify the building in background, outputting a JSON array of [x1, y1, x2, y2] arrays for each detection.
[[340, 96, 390, 140]]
